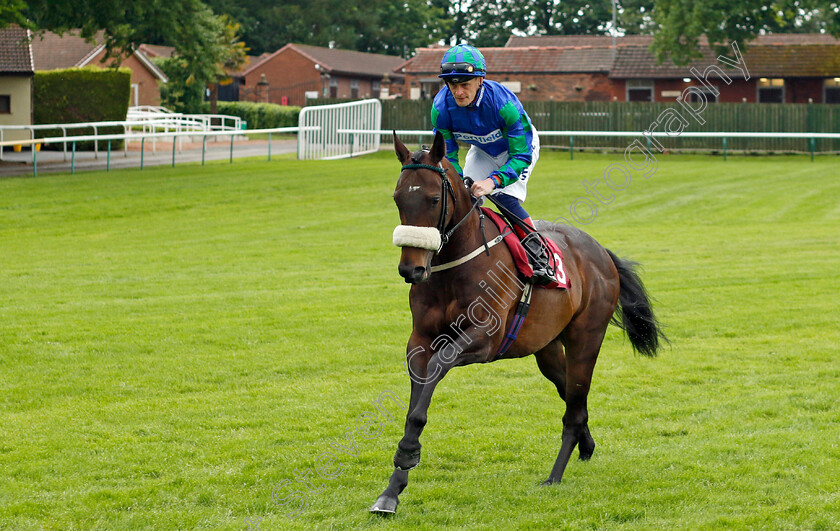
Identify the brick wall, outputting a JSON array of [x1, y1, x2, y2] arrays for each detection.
[[241, 48, 404, 105], [92, 50, 162, 106], [240, 48, 322, 107], [405, 73, 625, 102], [495, 73, 617, 102], [786, 78, 824, 103]]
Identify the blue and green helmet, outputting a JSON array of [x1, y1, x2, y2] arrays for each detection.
[[439, 44, 486, 84]]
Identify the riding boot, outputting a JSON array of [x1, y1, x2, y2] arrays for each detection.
[[521, 232, 556, 285]]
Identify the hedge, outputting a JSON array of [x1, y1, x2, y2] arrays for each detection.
[[33, 67, 131, 150], [201, 101, 301, 130]]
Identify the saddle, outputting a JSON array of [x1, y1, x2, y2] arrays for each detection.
[[480, 207, 569, 289]]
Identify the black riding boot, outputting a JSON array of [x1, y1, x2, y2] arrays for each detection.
[[521, 232, 556, 285]]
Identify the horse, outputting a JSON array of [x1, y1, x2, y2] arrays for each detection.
[[370, 131, 666, 515]]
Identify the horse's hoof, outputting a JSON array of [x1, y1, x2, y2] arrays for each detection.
[[541, 478, 560, 486], [393, 447, 421, 470], [369, 495, 398, 515]]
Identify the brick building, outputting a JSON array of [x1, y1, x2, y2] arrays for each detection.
[[235, 44, 406, 107], [509, 34, 840, 104], [400, 35, 840, 104], [30, 30, 168, 107], [399, 44, 623, 102]]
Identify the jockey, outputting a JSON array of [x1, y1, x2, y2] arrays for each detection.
[[431, 43, 554, 284]]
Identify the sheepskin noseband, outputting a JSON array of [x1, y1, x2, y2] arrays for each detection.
[[393, 225, 441, 252]]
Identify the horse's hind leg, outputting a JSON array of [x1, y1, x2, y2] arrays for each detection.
[[543, 321, 609, 484], [535, 339, 567, 402]]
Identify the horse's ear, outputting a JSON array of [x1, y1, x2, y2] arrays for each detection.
[[430, 130, 446, 164], [393, 131, 410, 164]]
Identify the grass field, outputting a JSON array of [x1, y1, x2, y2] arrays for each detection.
[[1, 149, 838, 530]]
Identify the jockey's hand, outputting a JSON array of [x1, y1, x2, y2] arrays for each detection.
[[470, 178, 496, 198]]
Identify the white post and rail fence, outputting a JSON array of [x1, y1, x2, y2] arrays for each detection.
[[2, 100, 838, 177]]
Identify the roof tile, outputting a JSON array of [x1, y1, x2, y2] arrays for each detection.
[[0, 25, 34, 73], [245, 44, 406, 79], [31, 30, 105, 70]]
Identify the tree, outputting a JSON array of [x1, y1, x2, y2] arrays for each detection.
[[2, 0, 245, 112], [203, 0, 451, 57], [651, 0, 840, 65], [442, 0, 656, 47], [0, 0, 27, 29]]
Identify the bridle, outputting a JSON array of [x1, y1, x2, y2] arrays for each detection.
[[399, 161, 480, 252]]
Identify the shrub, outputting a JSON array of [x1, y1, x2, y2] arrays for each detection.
[[33, 67, 131, 150], [201, 101, 301, 129]]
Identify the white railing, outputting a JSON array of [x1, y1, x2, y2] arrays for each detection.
[[1, 113, 245, 161], [337, 129, 840, 161], [0, 126, 317, 176], [128, 106, 243, 132], [0, 121, 132, 161], [298, 99, 382, 160]]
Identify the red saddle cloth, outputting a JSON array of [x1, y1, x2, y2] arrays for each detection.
[[481, 207, 570, 289]]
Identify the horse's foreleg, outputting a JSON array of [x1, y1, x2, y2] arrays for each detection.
[[371, 350, 452, 514], [394, 353, 452, 470], [370, 468, 408, 514]]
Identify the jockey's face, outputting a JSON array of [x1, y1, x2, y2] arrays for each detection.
[[446, 77, 483, 107]]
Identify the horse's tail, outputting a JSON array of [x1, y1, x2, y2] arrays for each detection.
[[605, 249, 667, 357]]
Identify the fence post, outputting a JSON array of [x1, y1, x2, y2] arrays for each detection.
[[141, 137, 145, 170], [202, 136, 207, 166], [723, 137, 727, 161], [810, 138, 815, 162], [72, 142, 76, 174], [172, 134, 176, 167], [570, 136, 574, 161], [33, 143, 37, 177], [268, 132, 272, 161], [229, 134, 234, 164]]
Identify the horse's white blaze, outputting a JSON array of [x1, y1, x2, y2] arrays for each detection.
[[393, 225, 441, 251], [408, 186, 422, 192]]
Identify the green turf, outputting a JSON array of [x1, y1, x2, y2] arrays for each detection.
[[1, 150, 838, 530]]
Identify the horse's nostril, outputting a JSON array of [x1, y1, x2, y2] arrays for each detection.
[[398, 264, 428, 283]]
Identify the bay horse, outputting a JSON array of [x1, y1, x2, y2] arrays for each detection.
[[370, 132, 666, 515]]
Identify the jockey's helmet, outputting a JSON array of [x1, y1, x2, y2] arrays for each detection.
[[439, 44, 486, 84]]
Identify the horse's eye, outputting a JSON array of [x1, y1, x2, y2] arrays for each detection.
[[431, 196, 441, 206]]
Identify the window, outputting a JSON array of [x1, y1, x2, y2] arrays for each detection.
[[626, 80, 653, 102], [372, 80, 381, 99], [758, 78, 784, 103], [420, 80, 442, 100], [690, 87, 718, 103], [0, 95, 10, 114], [825, 78, 840, 104], [350, 80, 359, 99], [329, 77, 338, 98]]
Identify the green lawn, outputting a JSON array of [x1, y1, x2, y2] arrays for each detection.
[[1, 150, 838, 530]]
